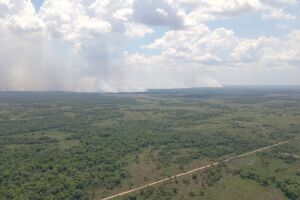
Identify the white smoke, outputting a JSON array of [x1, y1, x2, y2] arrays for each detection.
[[0, 0, 224, 92], [202, 76, 223, 88], [0, 0, 299, 92]]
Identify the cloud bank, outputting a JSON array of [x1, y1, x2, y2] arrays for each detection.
[[0, 0, 299, 92]]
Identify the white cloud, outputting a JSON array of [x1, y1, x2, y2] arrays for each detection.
[[176, 0, 296, 25], [133, 0, 184, 29], [231, 37, 280, 62], [156, 8, 168, 17], [263, 0, 297, 7], [0, 0, 299, 92], [113, 8, 133, 21], [142, 23, 300, 80], [263, 7, 296, 20], [146, 24, 238, 64], [125, 22, 153, 38]]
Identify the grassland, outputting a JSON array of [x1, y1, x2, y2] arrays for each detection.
[[120, 139, 300, 200], [0, 87, 300, 200]]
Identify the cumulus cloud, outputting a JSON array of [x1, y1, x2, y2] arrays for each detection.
[[0, 0, 299, 92], [125, 22, 153, 38], [176, 0, 297, 25], [132, 0, 184, 29], [146, 25, 238, 64], [0, 0, 121, 92], [145, 23, 300, 69], [262, 8, 296, 20]]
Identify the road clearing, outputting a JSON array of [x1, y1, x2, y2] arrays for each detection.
[[102, 136, 300, 200]]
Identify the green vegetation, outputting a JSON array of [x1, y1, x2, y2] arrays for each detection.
[[124, 140, 300, 200], [0, 87, 300, 199]]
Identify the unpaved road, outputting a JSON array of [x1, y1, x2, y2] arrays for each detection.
[[101, 137, 300, 200]]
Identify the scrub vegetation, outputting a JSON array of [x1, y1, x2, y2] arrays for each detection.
[[0, 87, 300, 200]]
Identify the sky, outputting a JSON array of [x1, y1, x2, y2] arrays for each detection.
[[0, 0, 299, 92]]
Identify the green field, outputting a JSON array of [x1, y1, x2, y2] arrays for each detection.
[[0, 87, 300, 200]]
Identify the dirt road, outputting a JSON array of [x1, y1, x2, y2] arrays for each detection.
[[102, 137, 300, 200]]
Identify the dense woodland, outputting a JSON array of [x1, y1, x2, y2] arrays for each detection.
[[0, 87, 300, 199]]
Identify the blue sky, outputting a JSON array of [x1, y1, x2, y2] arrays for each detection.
[[208, 12, 282, 38], [32, 0, 43, 10], [32, 0, 166, 55], [31, 0, 299, 53], [126, 26, 168, 55], [209, 8, 300, 39], [0, 0, 299, 92]]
